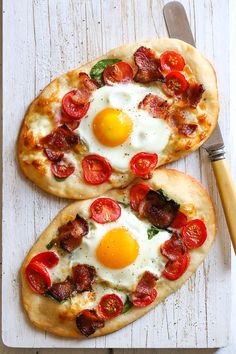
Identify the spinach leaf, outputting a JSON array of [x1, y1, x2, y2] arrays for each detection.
[[118, 201, 129, 208], [157, 188, 169, 199], [122, 297, 133, 313], [46, 239, 55, 250], [90, 59, 121, 85], [54, 176, 66, 182], [147, 225, 160, 240]]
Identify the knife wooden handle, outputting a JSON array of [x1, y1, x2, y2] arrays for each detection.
[[212, 159, 236, 253]]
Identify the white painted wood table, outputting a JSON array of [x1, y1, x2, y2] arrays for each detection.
[[2, 0, 232, 350]]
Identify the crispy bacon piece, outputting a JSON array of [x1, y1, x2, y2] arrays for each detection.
[[58, 215, 89, 253], [166, 110, 198, 136], [135, 271, 158, 293], [72, 73, 100, 105], [139, 190, 179, 228], [44, 148, 64, 162], [72, 264, 96, 293], [76, 309, 105, 337], [138, 93, 170, 119], [178, 123, 198, 136], [134, 46, 164, 83], [40, 124, 79, 151], [160, 232, 186, 262], [48, 278, 75, 302], [183, 82, 205, 108], [131, 271, 158, 306]]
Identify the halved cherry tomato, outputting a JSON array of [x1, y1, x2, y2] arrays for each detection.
[[30, 252, 59, 269], [103, 62, 133, 85], [51, 159, 75, 179], [160, 51, 185, 73], [60, 111, 80, 130], [44, 148, 64, 162], [82, 154, 112, 185], [132, 288, 157, 308], [162, 71, 188, 96], [130, 183, 150, 211], [97, 294, 124, 319], [170, 211, 188, 229], [90, 198, 121, 224], [25, 261, 52, 294], [130, 152, 158, 177], [163, 252, 190, 281], [62, 90, 90, 120], [181, 219, 207, 249]]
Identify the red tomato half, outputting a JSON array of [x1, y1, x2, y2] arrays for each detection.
[[62, 90, 90, 120], [162, 71, 188, 96], [132, 288, 157, 308], [98, 294, 124, 319], [160, 51, 185, 73], [90, 198, 121, 224], [82, 154, 112, 185], [130, 183, 150, 211], [103, 62, 133, 85], [170, 211, 188, 229], [30, 252, 59, 269], [25, 261, 52, 294], [163, 252, 190, 281], [51, 159, 75, 179], [181, 219, 207, 249], [130, 152, 158, 177]]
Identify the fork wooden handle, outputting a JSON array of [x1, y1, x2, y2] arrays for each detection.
[[212, 158, 236, 253]]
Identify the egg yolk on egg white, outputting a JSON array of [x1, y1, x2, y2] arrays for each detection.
[[96, 227, 139, 269], [93, 108, 133, 147]]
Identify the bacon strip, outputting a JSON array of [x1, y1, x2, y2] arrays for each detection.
[[48, 264, 96, 301], [139, 190, 179, 228], [131, 271, 158, 304], [138, 93, 170, 119], [134, 46, 164, 83], [76, 309, 105, 337], [72, 73, 100, 105], [178, 123, 198, 136], [58, 215, 89, 253], [41, 124, 79, 152], [160, 233, 186, 262], [183, 82, 205, 108], [72, 264, 96, 292], [47, 278, 75, 302]]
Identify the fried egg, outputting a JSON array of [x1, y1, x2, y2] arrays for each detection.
[[77, 84, 171, 172], [50, 201, 171, 292]]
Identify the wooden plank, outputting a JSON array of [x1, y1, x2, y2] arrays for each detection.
[[2, 0, 230, 349]]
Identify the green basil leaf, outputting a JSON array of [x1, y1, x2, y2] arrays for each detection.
[[44, 292, 56, 301], [118, 201, 129, 208], [147, 225, 160, 240], [122, 297, 133, 313], [54, 176, 66, 182], [46, 239, 55, 250], [157, 188, 169, 199], [90, 59, 121, 85]]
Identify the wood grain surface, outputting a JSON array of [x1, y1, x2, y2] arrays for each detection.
[[2, 0, 231, 349]]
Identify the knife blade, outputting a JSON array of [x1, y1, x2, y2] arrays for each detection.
[[163, 1, 236, 253]]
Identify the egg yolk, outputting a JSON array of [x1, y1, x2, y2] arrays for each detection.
[[96, 227, 139, 269], [93, 108, 133, 147]]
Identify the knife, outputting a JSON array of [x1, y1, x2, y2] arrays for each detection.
[[163, 1, 236, 253]]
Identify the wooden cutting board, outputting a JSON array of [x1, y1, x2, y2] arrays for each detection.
[[2, 0, 231, 348]]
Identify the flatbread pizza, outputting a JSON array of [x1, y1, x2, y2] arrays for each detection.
[[21, 168, 216, 338], [18, 38, 219, 199]]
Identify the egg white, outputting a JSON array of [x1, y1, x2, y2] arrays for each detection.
[[77, 84, 171, 172], [50, 201, 171, 292]]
